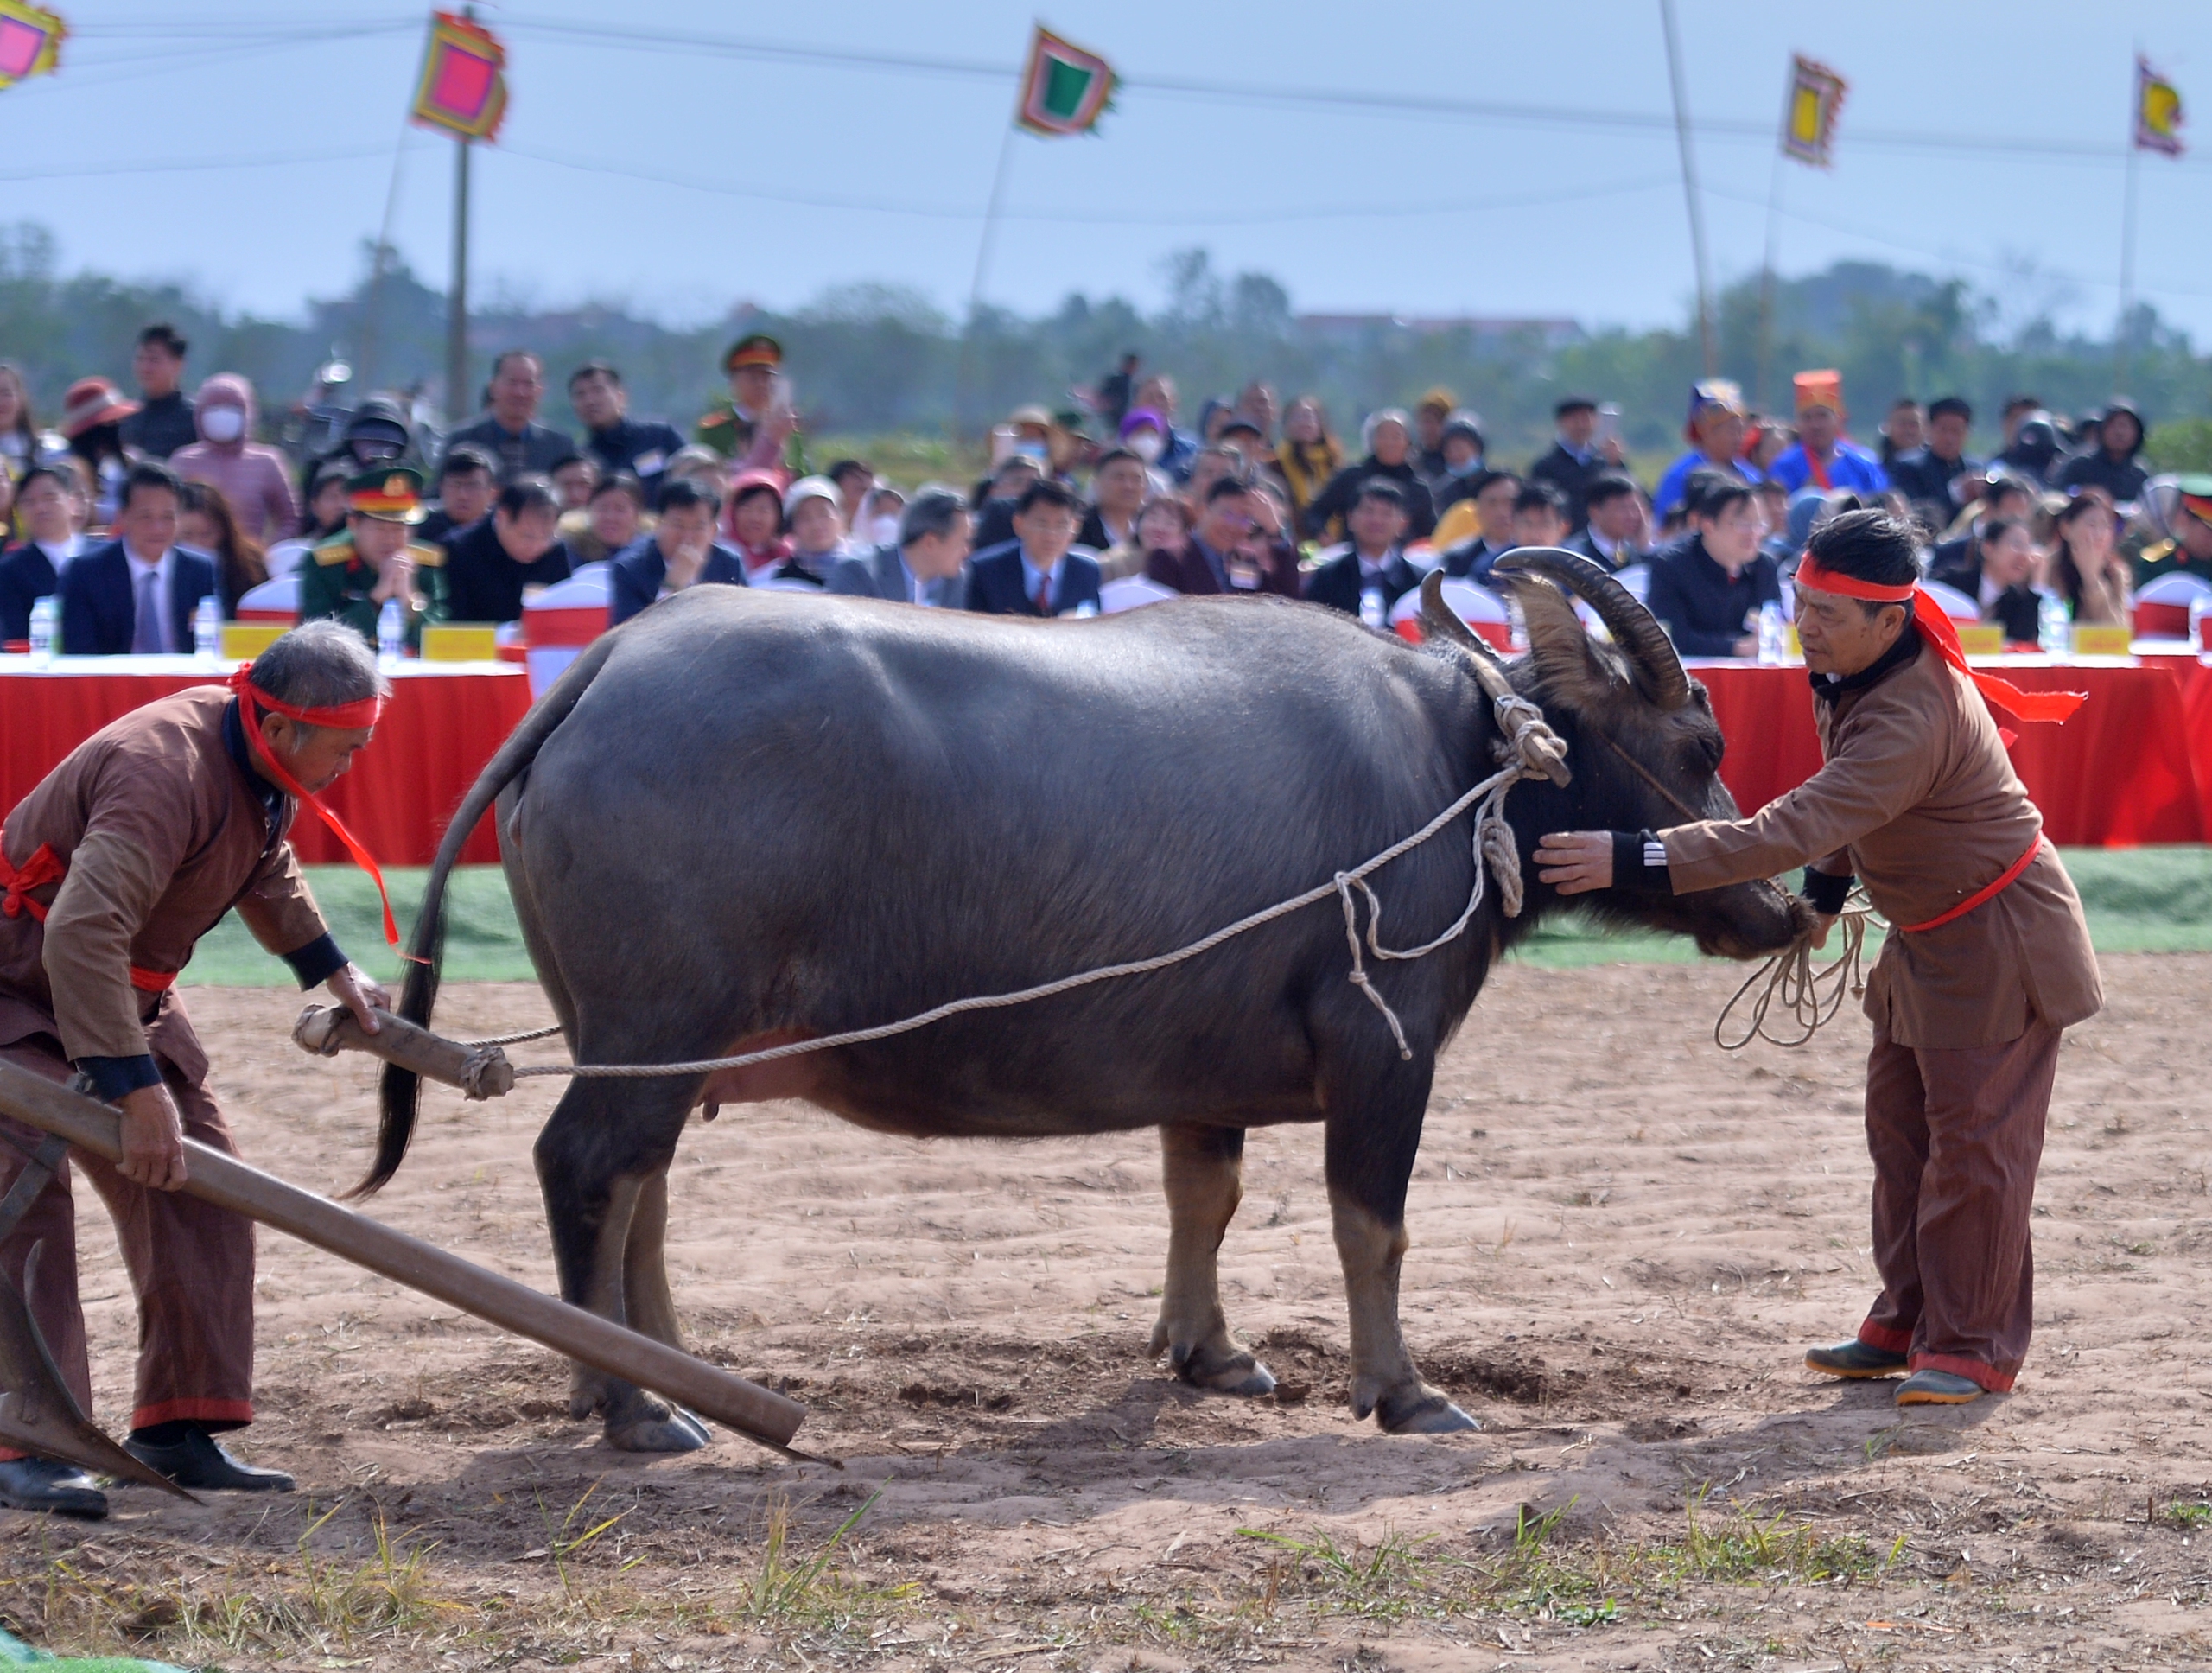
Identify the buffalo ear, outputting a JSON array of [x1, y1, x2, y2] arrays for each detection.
[[1501, 574, 1616, 707]]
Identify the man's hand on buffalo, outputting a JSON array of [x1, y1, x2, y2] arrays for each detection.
[[327, 963, 390, 1035], [118, 1082, 188, 1191], [1534, 830, 1614, 895]]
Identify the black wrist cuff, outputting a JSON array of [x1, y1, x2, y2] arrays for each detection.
[[283, 932, 347, 991], [78, 1053, 162, 1101], [1611, 830, 1673, 893], [1801, 868, 1854, 916]]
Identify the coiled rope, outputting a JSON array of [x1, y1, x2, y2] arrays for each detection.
[[1713, 887, 1884, 1051], [451, 690, 1565, 1094]]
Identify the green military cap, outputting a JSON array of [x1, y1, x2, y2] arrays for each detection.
[[722, 333, 782, 374], [347, 465, 426, 523]]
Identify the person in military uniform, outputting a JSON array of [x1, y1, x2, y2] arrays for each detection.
[[694, 333, 798, 468], [296, 468, 444, 650], [2133, 475, 2212, 586]]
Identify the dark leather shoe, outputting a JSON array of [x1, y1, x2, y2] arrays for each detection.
[[1805, 1338, 1910, 1378], [0, 1456, 109, 1518], [1896, 1369, 1983, 1406], [125, 1428, 294, 1492]]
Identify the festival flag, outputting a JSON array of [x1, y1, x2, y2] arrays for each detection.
[[410, 10, 507, 143], [2135, 55, 2184, 157], [1781, 54, 1847, 167], [1015, 24, 1116, 137], [0, 1, 65, 92]]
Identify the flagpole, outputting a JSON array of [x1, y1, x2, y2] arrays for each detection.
[[1756, 130, 1788, 411], [447, 133, 472, 428], [1658, 0, 1716, 377], [953, 119, 1019, 438], [2116, 54, 2142, 397]]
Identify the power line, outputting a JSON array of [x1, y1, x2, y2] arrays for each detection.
[[0, 143, 390, 185]]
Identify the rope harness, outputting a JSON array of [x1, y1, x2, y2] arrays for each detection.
[[1713, 887, 1881, 1051], [445, 690, 1567, 1095]]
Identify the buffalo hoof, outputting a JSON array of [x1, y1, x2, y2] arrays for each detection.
[[1374, 1385, 1479, 1435], [604, 1391, 712, 1454], [1167, 1340, 1278, 1398]]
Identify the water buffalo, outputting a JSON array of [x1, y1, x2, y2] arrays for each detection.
[[359, 550, 1804, 1451]]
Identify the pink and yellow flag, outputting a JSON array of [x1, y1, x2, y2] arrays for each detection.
[[411, 10, 507, 142], [0, 2, 65, 92]]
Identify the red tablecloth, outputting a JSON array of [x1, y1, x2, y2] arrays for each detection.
[[0, 659, 534, 866], [1694, 660, 2206, 845]]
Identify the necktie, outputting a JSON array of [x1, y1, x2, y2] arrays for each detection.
[[1034, 572, 1052, 615], [131, 567, 163, 653]]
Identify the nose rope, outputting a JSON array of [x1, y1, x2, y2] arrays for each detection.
[[1714, 887, 1882, 1050]]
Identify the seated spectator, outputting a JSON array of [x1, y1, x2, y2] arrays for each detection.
[[297, 466, 443, 648], [563, 471, 647, 565], [724, 469, 791, 582], [118, 322, 195, 459], [1216, 413, 1277, 480], [1997, 408, 2067, 486], [1181, 444, 1247, 512], [58, 461, 217, 654], [768, 475, 854, 586], [1644, 478, 1780, 658], [1118, 406, 1172, 473], [1653, 380, 1757, 520], [2136, 477, 2212, 585], [1889, 395, 1982, 525], [1414, 388, 1456, 481], [0, 359, 39, 476], [1429, 410, 1489, 520], [170, 372, 299, 545], [663, 445, 728, 494], [1439, 469, 1522, 582], [1107, 492, 1192, 583], [176, 480, 268, 618], [441, 475, 572, 624], [828, 458, 876, 530], [419, 445, 497, 547], [61, 377, 137, 530], [1196, 396, 1235, 445], [966, 478, 1102, 617], [1132, 374, 1199, 480], [1233, 379, 1278, 443], [1274, 396, 1342, 530], [266, 461, 353, 582], [53, 455, 96, 537], [1149, 475, 1298, 597], [1765, 372, 1887, 495], [1305, 478, 1421, 622], [1566, 472, 1649, 570], [549, 452, 599, 512], [1509, 480, 1571, 554], [1740, 415, 1789, 476], [2047, 488, 2130, 627], [1755, 479, 1796, 564], [0, 465, 86, 641], [443, 349, 573, 480], [609, 479, 744, 626], [1968, 518, 2043, 643], [1303, 409, 1436, 542], [1927, 477, 2037, 593], [855, 483, 906, 548], [828, 482, 972, 607], [569, 360, 685, 506], [2056, 400, 2150, 505], [1528, 397, 1621, 529], [972, 453, 1045, 551], [1080, 445, 1148, 554], [1879, 397, 1924, 472]]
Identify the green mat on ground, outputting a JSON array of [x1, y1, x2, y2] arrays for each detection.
[[175, 848, 2212, 989], [0, 1627, 184, 1672]]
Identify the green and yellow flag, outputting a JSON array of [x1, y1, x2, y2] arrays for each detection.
[[1016, 24, 1115, 137]]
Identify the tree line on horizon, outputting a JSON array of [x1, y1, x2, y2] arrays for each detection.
[[0, 221, 2202, 469]]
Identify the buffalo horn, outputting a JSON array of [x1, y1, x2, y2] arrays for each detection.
[[1416, 569, 1505, 666], [1492, 546, 1691, 712]]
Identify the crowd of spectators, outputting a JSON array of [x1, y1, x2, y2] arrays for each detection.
[[0, 325, 2205, 665]]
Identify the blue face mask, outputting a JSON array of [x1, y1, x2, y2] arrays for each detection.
[[1447, 453, 1484, 478]]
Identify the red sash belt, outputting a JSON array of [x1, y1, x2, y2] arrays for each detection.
[[1897, 836, 2044, 934], [1, 841, 177, 992]]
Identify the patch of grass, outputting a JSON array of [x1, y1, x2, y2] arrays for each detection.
[[1236, 1526, 1443, 1620], [742, 1485, 906, 1632], [2166, 1498, 2212, 1529]]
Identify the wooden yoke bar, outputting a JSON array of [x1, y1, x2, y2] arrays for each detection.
[[0, 1061, 811, 1460]]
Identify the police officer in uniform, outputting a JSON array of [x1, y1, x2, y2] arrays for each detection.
[[296, 468, 444, 649], [694, 334, 798, 469]]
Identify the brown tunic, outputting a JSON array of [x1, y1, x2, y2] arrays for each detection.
[[0, 686, 329, 1077], [1660, 639, 2102, 1048]]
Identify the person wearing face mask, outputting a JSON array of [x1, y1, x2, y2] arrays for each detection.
[[1117, 408, 1173, 474], [304, 398, 416, 512], [171, 374, 299, 548], [1426, 411, 1491, 537], [855, 483, 906, 550]]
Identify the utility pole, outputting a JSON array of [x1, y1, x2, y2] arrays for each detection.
[[1658, 0, 1717, 377], [443, 3, 478, 427]]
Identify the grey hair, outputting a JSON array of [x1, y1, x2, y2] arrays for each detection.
[[249, 620, 388, 719], [1362, 406, 1412, 451], [899, 484, 969, 546]]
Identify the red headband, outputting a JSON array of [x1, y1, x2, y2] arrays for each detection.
[[1794, 557, 2085, 728], [227, 664, 399, 946]]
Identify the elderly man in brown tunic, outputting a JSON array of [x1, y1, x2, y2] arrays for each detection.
[[0, 620, 390, 1517], [1536, 508, 2100, 1407]]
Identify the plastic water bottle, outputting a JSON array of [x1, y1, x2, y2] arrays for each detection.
[[2037, 590, 2069, 658], [1756, 601, 1785, 665], [26, 595, 54, 667], [378, 596, 405, 669], [1072, 600, 1099, 620], [193, 594, 220, 664], [1359, 588, 1385, 630]]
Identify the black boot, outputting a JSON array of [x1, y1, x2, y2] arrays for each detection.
[[0, 1456, 109, 1518], [124, 1427, 293, 1492]]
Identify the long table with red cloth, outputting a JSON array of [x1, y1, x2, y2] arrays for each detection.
[[0, 656, 533, 866], [1692, 654, 2211, 845]]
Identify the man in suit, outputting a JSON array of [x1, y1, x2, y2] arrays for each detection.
[[0, 466, 86, 642], [58, 462, 217, 655], [609, 479, 747, 626], [1149, 475, 1298, 597], [965, 479, 1102, 617], [1565, 473, 1650, 571], [441, 350, 574, 481], [1528, 397, 1624, 531], [441, 476, 573, 625], [827, 485, 972, 607], [1305, 478, 1421, 622]]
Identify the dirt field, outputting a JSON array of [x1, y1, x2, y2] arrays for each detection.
[[3, 955, 2209, 1671]]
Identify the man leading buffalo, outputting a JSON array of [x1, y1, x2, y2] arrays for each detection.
[[0, 621, 393, 1516], [1534, 507, 2100, 1407]]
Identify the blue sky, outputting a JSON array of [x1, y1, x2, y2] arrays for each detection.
[[10, 3, 2212, 338]]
